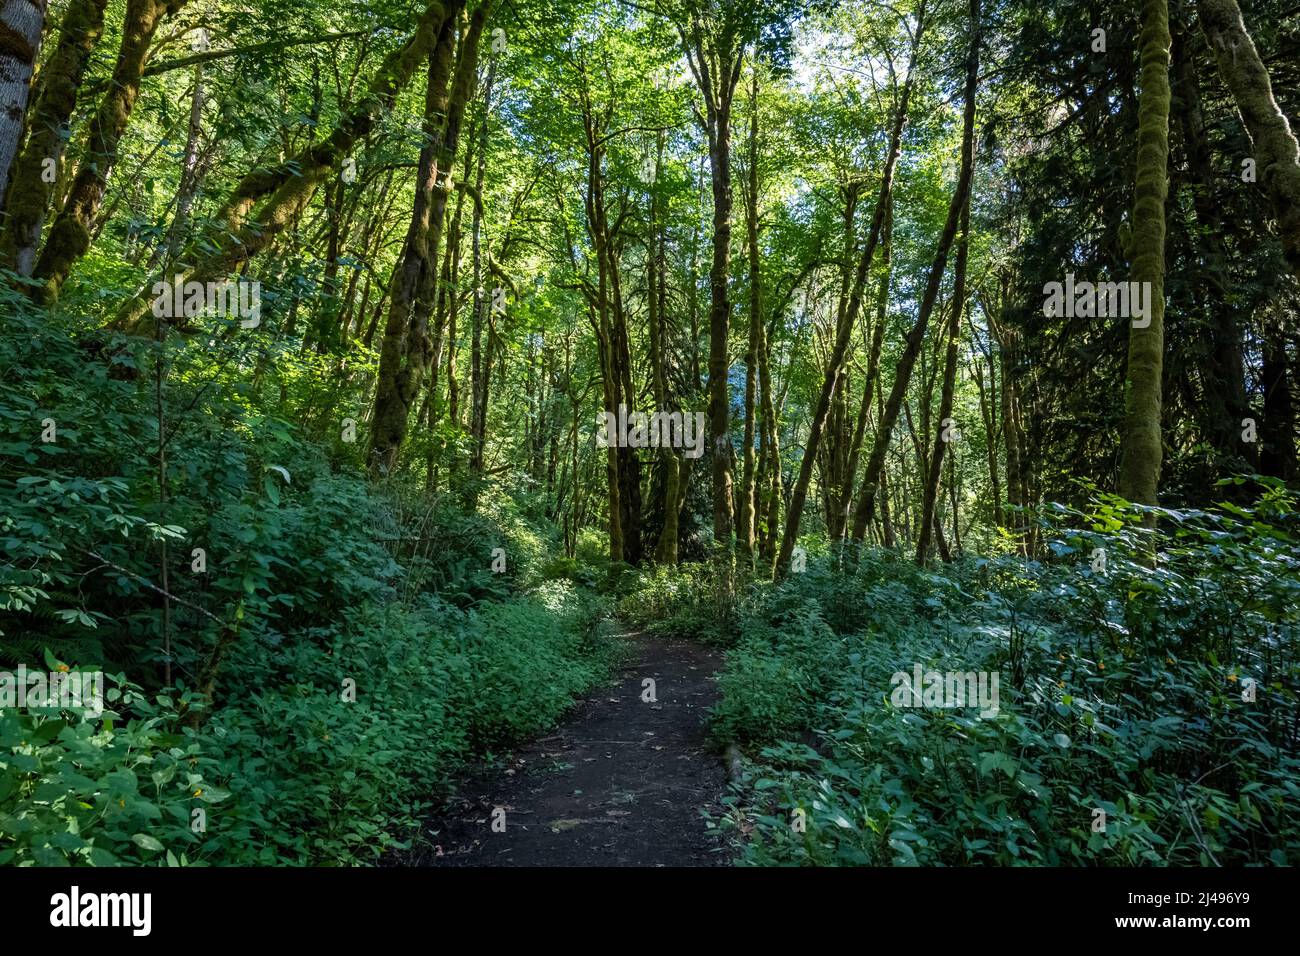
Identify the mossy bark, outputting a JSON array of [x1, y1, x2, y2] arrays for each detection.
[[366, 3, 464, 476], [1117, 0, 1172, 508], [917, 200, 970, 565], [32, 0, 186, 300], [1198, 0, 1300, 279], [738, 70, 761, 563], [113, 0, 452, 333], [757, 286, 782, 568], [680, 18, 743, 554], [834, 193, 892, 549], [648, 133, 681, 566], [1, 0, 105, 276]]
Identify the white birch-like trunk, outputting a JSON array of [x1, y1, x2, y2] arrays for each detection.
[[0, 0, 48, 206]]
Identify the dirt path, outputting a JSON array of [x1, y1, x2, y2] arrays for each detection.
[[412, 632, 730, 867]]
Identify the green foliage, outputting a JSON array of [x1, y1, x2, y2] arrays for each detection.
[[615, 563, 742, 644], [711, 494, 1300, 865], [0, 674, 213, 867], [0, 303, 613, 865]]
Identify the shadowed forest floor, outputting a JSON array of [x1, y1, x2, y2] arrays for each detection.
[[411, 633, 729, 867]]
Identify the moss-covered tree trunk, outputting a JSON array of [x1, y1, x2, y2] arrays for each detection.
[[833, 192, 892, 549], [1198, 0, 1300, 279], [679, 18, 744, 556], [649, 133, 681, 566], [367, 7, 461, 476], [0, 0, 105, 276], [1117, 0, 1172, 508], [738, 70, 762, 564], [757, 275, 782, 567], [989, 283, 1025, 553], [111, 0, 452, 332], [32, 0, 186, 300], [917, 200, 970, 565], [468, 56, 496, 485]]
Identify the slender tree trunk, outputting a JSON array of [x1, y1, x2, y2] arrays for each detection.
[[147, 60, 207, 272], [1118, 0, 1172, 508], [679, 21, 744, 555], [758, 269, 782, 567], [994, 301, 1024, 551], [834, 193, 893, 547], [777, 10, 927, 577], [468, 58, 496, 480], [649, 133, 681, 565], [738, 70, 762, 563], [848, 0, 977, 550], [970, 322, 1003, 528], [878, 391, 896, 550], [917, 200, 970, 564]]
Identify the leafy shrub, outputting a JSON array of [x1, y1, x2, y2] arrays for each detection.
[[0, 671, 217, 866], [713, 491, 1300, 866], [0, 304, 614, 865]]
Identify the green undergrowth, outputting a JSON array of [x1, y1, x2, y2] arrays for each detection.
[[702, 491, 1298, 865], [0, 302, 614, 865]]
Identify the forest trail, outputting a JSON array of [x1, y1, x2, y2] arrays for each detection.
[[413, 633, 730, 866]]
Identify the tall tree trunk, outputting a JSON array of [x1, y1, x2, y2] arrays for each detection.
[[777, 9, 927, 577], [1198, 0, 1300, 279], [367, 6, 462, 475], [445, 124, 478, 440], [877, 384, 896, 550], [147, 59, 207, 272], [1118, 0, 1172, 508], [679, 20, 744, 554], [1, 0, 105, 276], [834, 193, 893, 546], [847, 0, 978, 549], [757, 267, 782, 567], [468, 57, 496, 481], [738, 69, 762, 563], [992, 292, 1025, 551], [33, 0, 187, 300], [970, 316, 1003, 529], [917, 200, 971, 564], [649, 132, 681, 565]]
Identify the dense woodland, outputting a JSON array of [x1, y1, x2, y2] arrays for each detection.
[[1, 0, 1297, 867]]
